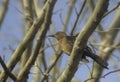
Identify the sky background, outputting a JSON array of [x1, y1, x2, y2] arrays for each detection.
[[0, 0, 120, 82]]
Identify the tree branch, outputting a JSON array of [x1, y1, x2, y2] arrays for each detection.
[[0, 0, 56, 81], [56, 0, 109, 82], [0, 56, 16, 81], [15, 0, 57, 81], [0, 0, 9, 28]]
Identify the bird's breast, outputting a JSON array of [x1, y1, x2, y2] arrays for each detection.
[[59, 39, 73, 56]]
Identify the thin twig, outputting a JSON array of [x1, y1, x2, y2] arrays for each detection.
[[103, 2, 120, 18], [39, 51, 62, 82], [84, 63, 93, 78], [71, 0, 87, 35], [84, 69, 120, 82], [59, 13, 65, 26], [48, 38, 56, 52], [101, 69, 120, 78], [94, 27, 120, 33]]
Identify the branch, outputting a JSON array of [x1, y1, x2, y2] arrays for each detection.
[[40, 51, 62, 82], [71, 0, 87, 35], [15, 0, 57, 81], [33, 0, 41, 17], [56, 0, 109, 82], [0, 56, 16, 81], [102, 69, 120, 78], [86, 1, 120, 82], [84, 69, 120, 82], [0, 0, 9, 28], [63, 0, 77, 31], [19, 0, 34, 81], [103, 2, 120, 18], [0, 0, 56, 81]]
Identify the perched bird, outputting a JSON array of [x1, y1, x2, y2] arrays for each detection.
[[49, 32, 108, 69]]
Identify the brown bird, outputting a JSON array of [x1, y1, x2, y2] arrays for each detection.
[[49, 32, 108, 69]]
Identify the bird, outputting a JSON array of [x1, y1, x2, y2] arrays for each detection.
[[48, 32, 108, 69]]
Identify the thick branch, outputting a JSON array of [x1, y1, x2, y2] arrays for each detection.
[[56, 0, 109, 82], [15, 0, 57, 81], [0, 0, 56, 81], [19, 0, 34, 81], [87, 5, 120, 82]]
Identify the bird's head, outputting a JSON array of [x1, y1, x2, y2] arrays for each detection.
[[48, 32, 67, 40]]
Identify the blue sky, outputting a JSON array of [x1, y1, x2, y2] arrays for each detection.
[[0, 0, 120, 82]]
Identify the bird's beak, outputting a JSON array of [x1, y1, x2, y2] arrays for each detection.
[[48, 35, 55, 37]]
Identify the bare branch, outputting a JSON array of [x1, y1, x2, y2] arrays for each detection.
[[102, 69, 120, 78], [0, 56, 16, 81], [0, 0, 57, 81], [15, 0, 57, 81], [0, 0, 9, 28], [56, 0, 109, 82], [103, 2, 120, 18], [63, 0, 77, 31], [71, 0, 87, 35], [40, 51, 62, 82]]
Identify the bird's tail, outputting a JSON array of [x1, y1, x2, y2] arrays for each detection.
[[84, 46, 108, 69]]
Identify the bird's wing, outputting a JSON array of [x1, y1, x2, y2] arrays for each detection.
[[66, 36, 76, 46]]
